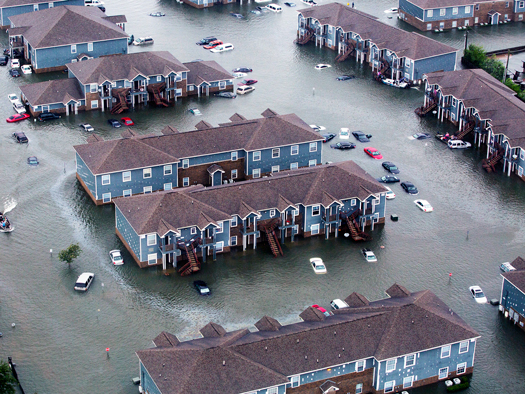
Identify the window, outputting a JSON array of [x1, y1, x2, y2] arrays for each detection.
[[291, 145, 299, 155], [215, 241, 224, 253], [293, 209, 299, 216], [267, 388, 277, 394], [452, 21, 457, 27], [230, 236, 237, 246], [440, 8, 445, 16], [101, 174, 110, 185], [272, 148, 280, 158], [405, 354, 416, 367], [123, 171, 131, 182], [231, 169, 238, 179], [49, 2, 54, 7], [231, 151, 238, 161], [188, 85, 194, 91], [253, 151, 261, 161], [147, 253, 157, 265], [102, 193, 111, 203], [143, 168, 152, 178], [88, 42, 93, 52], [520, 1, 525, 8], [147, 234, 156, 246], [290, 162, 299, 170], [403, 376, 414, 388], [143, 186, 152, 194], [386, 359, 396, 373], [291, 376, 300, 388], [183, 177, 189, 187], [441, 345, 451, 358], [452, 7, 458, 14], [427, 23, 432, 30], [475, 4, 479, 10], [439, 367, 449, 380], [384, 380, 395, 393], [272, 165, 279, 173], [123, 189, 131, 197], [427, 9, 433, 17], [309, 142, 317, 152], [356, 360, 365, 372], [270, 209, 276, 217], [156, 76, 162, 82], [465, 5, 471, 13], [474, 17, 478, 23], [312, 205, 320, 216], [505, 1, 509, 7], [163, 165, 172, 175], [355, 383, 363, 394], [33, 4, 38, 10], [405, 58, 411, 67], [164, 183, 172, 190], [191, 227, 197, 235], [311, 224, 320, 235], [71, 44, 77, 54], [459, 341, 469, 353], [253, 168, 261, 178], [231, 216, 238, 227], [457, 363, 466, 375], [219, 81, 226, 90], [91, 100, 98, 109], [216, 222, 223, 233], [182, 159, 189, 169], [519, 14, 523, 20], [308, 159, 317, 167], [521, 149, 525, 160]]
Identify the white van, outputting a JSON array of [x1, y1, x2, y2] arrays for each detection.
[[74, 272, 94, 291], [447, 140, 471, 149], [266, 3, 283, 11], [330, 299, 349, 310]]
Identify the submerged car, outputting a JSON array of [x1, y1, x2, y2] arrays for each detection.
[[108, 119, 121, 127], [412, 132, 431, 140], [500, 262, 516, 272], [284, 2, 296, 6], [414, 199, 433, 212], [9, 69, 20, 78], [339, 128, 350, 139], [27, 156, 39, 165], [309, 124, 326, 132], [336, 75, 356, 81], [384, 186, 396, 200], [315, 64, 331, 70], [237, 85, 255, 95], [382, 161, 400, 174], [121, 117, 134, 126], [8, 93, 20, 105], [232, 67, 252, 73], [312, 304, 331, 317], [331, 142, 355, 150], [215, 92, 237, 98], [352, 131, 371, 142], [37, 112, 60, 121], [203, 40, 223, 49], [13, 131, 28, 143], [364, 147, 383, 159], [322, 133, 336, 143], [196, 36, 217, 45], [79, 123, 94, 132], [310, 257, 327, 274], [469, 286, 487, 304], [239, 79, 257, 86], [7, 113, 30, 123], [210, 43, 234, 53], [361, 248, 377, 262], [401, 181, 419, 195], [13, 102, 26, 114], [194, 280, 211, 296], [189, 107, 202, 115], [74, 272, 94, 292], [109, 249, 124, 265], [377, 175, 400, 183]]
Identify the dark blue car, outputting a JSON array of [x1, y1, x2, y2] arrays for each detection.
[[108, 119, 121, 128]]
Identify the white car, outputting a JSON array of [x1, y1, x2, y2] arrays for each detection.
[[500, 262, 516, 272], [361, 248, 377, 262], [232, 72, 247, 79], [315, 64, 331, 70], [74, 272, 95, 291], [210, 43, 234, 53], [13, 102, 26, 114], [8, 93, 20, 105], [447, 140, 471, 149], [237, 85, 255, 95], [339, 128, 350, 139], [309, 124, 326, 132], [414, 199, 433, 212], [469, 286, 487, 304], [385, 186, 395, 200], [79, 123, 94, 132], [266, 3, 282, 11], [310, 257, 327, 274], [11, 59, 20, 68], [109, 250, 124, 265], [21, 65, 32, 74]]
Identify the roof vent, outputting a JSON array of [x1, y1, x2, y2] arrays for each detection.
[[334, 331, 336, 335], [342, 347, 345, 351], [412, 320, 414, 324], [223, 360, 226, 366], [316, 359, 319, 363], [338, 354, 341, 358], [265, 346, 268, 350]]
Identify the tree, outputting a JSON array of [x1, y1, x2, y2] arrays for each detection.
[[484, 56, 505, 81], [463, 44, 486, 68], [0, 360, 16, 394], [58, 243, 82, 267]]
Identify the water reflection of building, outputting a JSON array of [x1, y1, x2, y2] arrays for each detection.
[[499, 256, 525, 331], [137, 284, 479, 394]]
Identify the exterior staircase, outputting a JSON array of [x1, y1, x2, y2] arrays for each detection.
[[178, 238, 201, 276], [259, 219, 283, 257], [455, 120, 475, 140], [110, 88, 130, 114], [374, 58, 390, 81], [335, 41, 356, 62], [294, 26, 315, 45], [415, 102, 437, 117], [482, 143, 504, 173], [147, 82, 170, 107], [341, 211, 371, 241]]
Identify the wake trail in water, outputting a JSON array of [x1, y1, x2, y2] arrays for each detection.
[[2, 196, 17, 214]]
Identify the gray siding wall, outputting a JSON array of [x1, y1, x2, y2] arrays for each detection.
[[501, 277, 525, 317], [76, 153, 96, 195], [139, 362, 162, 394], [115, 206, 140, 258], [399, 0, 424, 19], [413, 52, 456, 80]]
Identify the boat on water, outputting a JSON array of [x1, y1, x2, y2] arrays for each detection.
[[0, 212, 14, 233], [382, 78, 409, 89], [149, 12, 165, 17]]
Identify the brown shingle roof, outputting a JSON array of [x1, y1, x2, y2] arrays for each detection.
[[20, 78, 83, 106], [183, 60, 232, 85], [67, 52, 188, 85], [386, 283, 411, 298], [511, 256, 525, 270], [200, 322, 227, 338], [344, 292, 369, 307], [255, 316, 282, 332], [9, 6, 127, 48], [299, 306, 326, 322], [298, 3, 456, 60], [153, 331, 180, 348]]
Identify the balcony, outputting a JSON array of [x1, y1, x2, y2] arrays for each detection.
[[158, 243, 175, 254], [241, 224, 256, 234]]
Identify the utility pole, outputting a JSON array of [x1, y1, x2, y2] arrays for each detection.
[[503, 50, 510, 83], [464, 30, 469, 52]]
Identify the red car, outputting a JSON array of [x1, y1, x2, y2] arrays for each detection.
[[312, 304, 331, 317], [121, 117, 134, 126], [239, 79, 258, 86], [6, 113, 30, 123], [364, 147, 383, 160], [203, 40, 223, 49]]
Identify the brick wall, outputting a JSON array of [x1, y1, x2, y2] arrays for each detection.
[[85, 92, 101, 110], [178, 158, 245, 187]]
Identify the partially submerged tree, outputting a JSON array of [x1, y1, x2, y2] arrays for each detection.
[[463, 44, 486, 68], [58, 243, 82, 267], [0, 360, 17, 394]]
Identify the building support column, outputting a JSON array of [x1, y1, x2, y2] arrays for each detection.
[[162, 254, 166, 270], [243, 234, 247, 251]]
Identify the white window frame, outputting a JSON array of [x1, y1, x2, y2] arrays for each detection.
[[182, 159, 189, 169], [520, 1, 525, 8], [164, 183, 172, 190], [183, 177, 190, 187], [230, 236, 237, 246], [90, 84, 97, 93], [231, 169, 238, 179], [231, 216, 238, 227], [253, 168, 261, 178], [123, 171, 131, 182], [143, 168, 152, 179], [441, 345, 451, 358], [231, 151, 238, 161], [216, 241, 224, 252], [465, 5, 471, 13], [188, 85, 194, 91], [267, 388, 278, 394], [438, 367, 449, 380], [312, 205, 320, 216], [452, 21, 457, 27], [356, 360, 365, 372], [291, 145, 299, 155], [270, 209, 276, 217], [33, 4, 38, 10], [190, 227, 197, 235], [291, 375, 300, 388], [271, 165, 279, 173], [404, 354, 416, 367], [427, 9, 433, 17], [452, 7, 458, 14], [293, 209, 299, 216], [440, 8, 445, 16], [308, 159, 316, 167], [91, 100, 98, 109], [216, 222, 223, 233], [164, 165, 172, 175], [253, 151, 261, 161], [147, 234, 156, 246], [386, 358, 397, 373], [101, 174, 110, 185], [147, 253, 157, 265], [384, 380, 395, 393], [272, 148, 280, 158], [290, 162, 299, 170], [403, 376, 414, 388], [459, 341, 469, 353], [309, 142, 317, 152], [427, 23, 432, 30], [351, 199, 356, 206], [457, 362, 466, 375], [88, 42, 93, 52], [356, 383, 363, 394], [219, 81, 226, 90], [102, 192, 111, 203], [143, 186, 152, 194], [123, 189, 132, 197], [157, 76, 162, 82], [49, 2, 54, 7], [311, 223, 320, 235]]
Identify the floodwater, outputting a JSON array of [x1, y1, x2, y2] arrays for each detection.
[[1, 0, 525, 393]]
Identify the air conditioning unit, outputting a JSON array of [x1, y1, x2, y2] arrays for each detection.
[[512, 155, 518, 160]]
